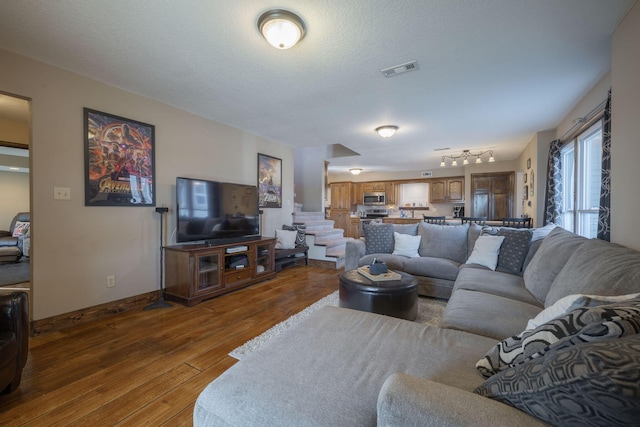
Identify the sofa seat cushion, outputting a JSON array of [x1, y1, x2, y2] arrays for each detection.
[[545, 238, 640, 307], [441, 290, 542, 340], [194, 306, 497, 427], [403, 256, 461, 281], [453, 267, 541, 307]]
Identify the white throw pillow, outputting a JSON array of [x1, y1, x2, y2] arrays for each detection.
[[526, 292, 640, 330], [531, 223, 557, 241], [465, 235, 505, 271], [275, 229, 297, 249], [392, 232, 421, 257]]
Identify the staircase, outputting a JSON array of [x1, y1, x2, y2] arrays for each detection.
[[292, 211, 353, 269]]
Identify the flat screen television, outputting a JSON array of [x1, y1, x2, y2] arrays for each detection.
[[176, 177, 260, 244]]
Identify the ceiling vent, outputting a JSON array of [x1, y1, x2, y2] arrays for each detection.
[[381, 60, 419, 78], [421, 171, 433, 177]]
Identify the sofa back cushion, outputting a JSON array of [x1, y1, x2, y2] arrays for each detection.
[[481, 227, 533, 275], [392, 223, 419, 236], [364, 223, 394, 254], [418, 222, 469, 263], [545, 238, 640, 306], [523, 227, 587, 304], [466, 223, 483, 259]]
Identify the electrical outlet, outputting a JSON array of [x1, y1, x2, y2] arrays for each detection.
[[107, 275, 115, 288]]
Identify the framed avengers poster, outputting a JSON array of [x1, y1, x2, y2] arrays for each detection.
[[84, 108, 156, 206]]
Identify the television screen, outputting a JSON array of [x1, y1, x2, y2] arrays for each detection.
[[176, 177, 260, 244]]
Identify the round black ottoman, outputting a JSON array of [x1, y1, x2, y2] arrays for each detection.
[[339, 269, 418, 320]]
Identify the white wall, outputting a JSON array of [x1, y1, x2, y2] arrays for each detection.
[[1, 48, 294, 320], [611, 2, 640, 249]]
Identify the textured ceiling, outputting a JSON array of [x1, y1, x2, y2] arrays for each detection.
[[0, 0, 635, 173]]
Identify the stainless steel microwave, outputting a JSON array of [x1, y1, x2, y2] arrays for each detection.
[[363, 192, 386, 205]]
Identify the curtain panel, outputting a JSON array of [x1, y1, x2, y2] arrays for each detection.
[[543, 139, 563, 226], [597, 90, 612, 241]]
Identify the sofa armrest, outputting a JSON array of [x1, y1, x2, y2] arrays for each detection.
[[345, 239, 366, 271], [377, 373, 547, 427], [0, 230, 11, 238]]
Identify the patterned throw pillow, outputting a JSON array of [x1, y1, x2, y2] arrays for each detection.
[[476, 297, 640, 378], [364, 223, 394, 255], [282, 224, 307, 247], [12, 221, 30, 237], [481, 227, 532, 274], [474, 334, 640, 426]]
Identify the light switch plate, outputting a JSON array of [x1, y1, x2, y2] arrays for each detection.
[[54, 187, 71, 200]]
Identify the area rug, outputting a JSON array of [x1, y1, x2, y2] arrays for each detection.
[[0, 258, 30, 287], [229, 291, 447, 360]]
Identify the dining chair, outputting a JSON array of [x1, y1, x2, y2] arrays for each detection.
[[502, 217, 532, 228], [423, 215, 446, 225], [461, 216, 487, 226]]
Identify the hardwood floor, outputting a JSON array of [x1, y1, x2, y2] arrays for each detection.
[[0, 266, 340, 426]]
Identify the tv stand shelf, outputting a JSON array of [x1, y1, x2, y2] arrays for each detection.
[[164, 237, 276, 306]]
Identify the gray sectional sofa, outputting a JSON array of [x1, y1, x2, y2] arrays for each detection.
[[194, 224, 640, 426]]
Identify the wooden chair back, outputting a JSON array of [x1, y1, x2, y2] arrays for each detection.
[[423, 215, 446, 225], [461, 216, 487, 226], [502, 217, 532, 228]]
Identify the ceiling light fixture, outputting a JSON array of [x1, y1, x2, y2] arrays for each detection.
[[257, 9, 306, 49], [349, 168, 363, 175], [375, 125, 398, 138], [440, 149, 495, 167]]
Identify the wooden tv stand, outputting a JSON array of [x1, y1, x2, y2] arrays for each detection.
[[164, 237, 276, 306]]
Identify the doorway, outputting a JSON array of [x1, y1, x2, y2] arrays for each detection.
[[0, 92, 31, 292]]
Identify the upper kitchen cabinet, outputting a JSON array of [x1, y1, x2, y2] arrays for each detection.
[[330, 182, 353, 210], [429, 177, 465, 203], [385, 182, 397, 205], [361, 182, 386, 193]]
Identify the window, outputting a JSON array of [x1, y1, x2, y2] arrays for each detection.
[[558, 121, 602, 238]]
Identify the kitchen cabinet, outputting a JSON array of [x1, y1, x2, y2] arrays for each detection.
[[330, 182, 353, 210], [348, 217, 361, 239], [471, 172, 514, 220], [352, 182, 363, 206], [361, 182, 386, 193], [429, 177, 465, 203], [385, 182, 397, 205], [383, 217, 422, 225]]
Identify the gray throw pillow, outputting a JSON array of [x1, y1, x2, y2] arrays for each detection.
[[466, 223, 483, 259], [481, 227, 533, 275], [523, 227, 587, 304], [364, 223, 394, 254], [545, 238, 640, 307], [392, 223, 419, 236], [418, 222, 469, 263], [475, 334, 640, 426]]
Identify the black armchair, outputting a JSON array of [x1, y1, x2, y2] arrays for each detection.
[[0, 291, 29, 394]]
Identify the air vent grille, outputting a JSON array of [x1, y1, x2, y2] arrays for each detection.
[[381, 60, 419, 78], [421, 171, 433, 177]]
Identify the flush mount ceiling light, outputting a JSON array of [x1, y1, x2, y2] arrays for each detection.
[[440, 149, 495, 167], [257, 9, 306, 49], [375, 125, 398, 138], [349, 168, 363, 175]]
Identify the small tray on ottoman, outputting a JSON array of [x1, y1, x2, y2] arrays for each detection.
[[357, 266, 402, 281]]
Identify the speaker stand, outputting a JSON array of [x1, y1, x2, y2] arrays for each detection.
[[145, 207, 172, 310]]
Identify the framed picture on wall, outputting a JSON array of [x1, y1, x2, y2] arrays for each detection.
[[523, 173, 527, 184], [257, 153, 282, 208], [84, 108, 156, 206], [527, 158, 531, 169], [524, 185, 529, 200], [530, 171, 534, 196]]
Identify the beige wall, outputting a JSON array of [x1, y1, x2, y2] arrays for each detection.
[[611, 2, 640, 249], [1, 48, 294, 320]]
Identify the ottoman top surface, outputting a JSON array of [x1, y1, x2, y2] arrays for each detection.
[[340, 269, 417, 292]]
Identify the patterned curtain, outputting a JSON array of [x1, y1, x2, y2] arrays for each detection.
[[597, 90, 612, 241], [543, 139, 563, 226]]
